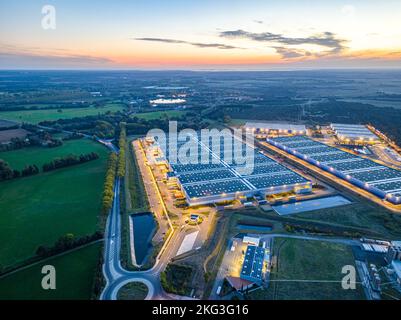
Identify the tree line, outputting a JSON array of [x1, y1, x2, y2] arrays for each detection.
[[102, 152, 118, 214], [117, 122, 126, 178], [42, 152, 99, 172], [0, 160, 39, 181], [0, 152, 99, 182], [35, 231, 103, 259]]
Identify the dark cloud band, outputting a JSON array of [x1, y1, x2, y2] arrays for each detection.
[[134, 37, 242, 50]]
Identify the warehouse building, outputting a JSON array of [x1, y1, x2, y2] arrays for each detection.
[[149, 132, 312, 207], [267, 136, 401, 205], [240, 245, 267, 285], [244, 122, 307, 137], [330, 123, 379, 144]]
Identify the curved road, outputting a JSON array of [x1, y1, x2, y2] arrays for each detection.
[[100, 179, 167, 300], [99, 175, 188, 300]]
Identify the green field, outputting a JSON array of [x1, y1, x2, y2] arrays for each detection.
[[0, 139, 105, 170], [0, 104, 124, 124], [290, 200, 401, 239], [0, 243, 101, 300], [247, 238, 365, 300], [117, 282, 148, 300], [0, 139, 109, 268], [132, 110, 188, 120]]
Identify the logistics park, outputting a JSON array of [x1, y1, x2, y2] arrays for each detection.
[[133, 121, 401, 300]]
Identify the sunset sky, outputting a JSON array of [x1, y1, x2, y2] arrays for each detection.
[[1, 0, 401, 69]]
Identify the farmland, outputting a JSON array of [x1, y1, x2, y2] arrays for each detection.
[[0, 243, 101, 300], [132, 110, 188, 120], [0, 139, 106, 171], [0, 129, 29, 143], [0, 103, 125, 124], [0, 139, 109, 268]]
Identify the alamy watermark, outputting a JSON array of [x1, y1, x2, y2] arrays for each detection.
[[41, 5, 56, 30], [341, 265, 357, 290], [41, 265, 56, 290]]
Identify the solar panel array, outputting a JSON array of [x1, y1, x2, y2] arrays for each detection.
[[156, 133, 310, 200], [268, 136, 401, 203], [241, 245, 265, 283]]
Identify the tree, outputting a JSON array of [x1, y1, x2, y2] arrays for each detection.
[[0, 160, 14, 181]]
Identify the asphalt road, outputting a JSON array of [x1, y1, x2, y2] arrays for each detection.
[[100, 143, 190, 300]]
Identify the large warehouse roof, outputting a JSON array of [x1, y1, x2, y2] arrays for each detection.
[[330, 123, 378, 141], [155, 131, 311, 204], [244, 122, 306, 133], [267, 136, 401, 204]]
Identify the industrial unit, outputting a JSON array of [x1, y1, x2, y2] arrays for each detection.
[[330, 123, 379, 144], [267, 136, 401, 205], [244, 122, 307, 137], [240, 245, 267, 285], [148, 132, 312, 207]]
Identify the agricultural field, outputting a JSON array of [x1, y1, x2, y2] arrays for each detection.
[[0, 129, 29, 143], [0, 243, 101, 300], [1, 139, 105, 171], [131, 110, 188, 120], [247, 238, 365, 300], [0, 139, 109, 268], [0, 103, 125, 124]]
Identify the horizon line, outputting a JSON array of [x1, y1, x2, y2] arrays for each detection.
[[1, 67, 401, 72]]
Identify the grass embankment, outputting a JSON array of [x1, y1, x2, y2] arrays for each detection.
[[0, 242, 101, 300], [121, 138, 151, 270], [247, 238, 366, 300]]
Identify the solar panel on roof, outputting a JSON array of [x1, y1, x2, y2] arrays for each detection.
[[268, 136, 401, 204]]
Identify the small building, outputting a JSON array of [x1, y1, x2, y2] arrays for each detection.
[[226, 276, 254, 292], [240, 245, 266, 285], [243, 236, 260, 246]]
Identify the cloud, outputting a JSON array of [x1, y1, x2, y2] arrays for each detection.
[[0, 44, 113, 68], [273, 47, 311, 59], [0, 43, 113, 65], [134, 37, 242, 50], [219, 29, 348, 58]]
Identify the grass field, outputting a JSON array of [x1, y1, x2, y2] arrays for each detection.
[[132, 110, 188, 120], [0, 104, 124, 124], [0, 139, 109, 268], [290, 200, 401, 239], [0, 243, 101, 300], [117, 282, 148, 300], [247, 238, 365, 300], [0, 139, 105, 170]]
